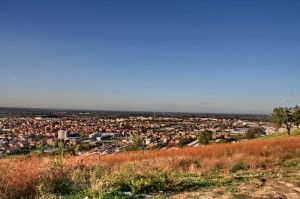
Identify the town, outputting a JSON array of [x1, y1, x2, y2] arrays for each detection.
[[0, 108, 279, 157]]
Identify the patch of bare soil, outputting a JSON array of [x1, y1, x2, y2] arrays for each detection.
[[170, 178, 300, 199], [169, 188, 231, 199]]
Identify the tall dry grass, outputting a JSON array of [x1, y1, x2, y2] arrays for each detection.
[[0, 136, 299, 198], [68, 136, 300, 171]]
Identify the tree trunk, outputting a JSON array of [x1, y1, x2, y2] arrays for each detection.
[[287, 127, 291, 136]]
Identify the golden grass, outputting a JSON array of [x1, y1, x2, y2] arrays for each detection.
[[1, 136, 300, 198], [69, 136, 300, 169]]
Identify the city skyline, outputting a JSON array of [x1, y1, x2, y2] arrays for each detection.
[[1, 0, 300, 114]]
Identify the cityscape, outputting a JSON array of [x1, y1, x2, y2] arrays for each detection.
[[0, 108, 273, 157], [1, 0, 300, 198]]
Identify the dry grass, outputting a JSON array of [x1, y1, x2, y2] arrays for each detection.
[[69, 136, 300, 170], [1, 136, 300, 198]]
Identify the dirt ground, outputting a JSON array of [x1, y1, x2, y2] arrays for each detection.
[[170, 178, 300, 199]]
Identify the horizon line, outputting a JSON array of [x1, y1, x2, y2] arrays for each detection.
[[0, 106, 271, 116]]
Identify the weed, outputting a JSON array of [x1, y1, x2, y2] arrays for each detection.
[[278, 157, 300, 168], [230, 161, 250, 173], [226, 184, 238, 193]]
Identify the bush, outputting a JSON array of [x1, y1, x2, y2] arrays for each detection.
[[115, 168, 173, 194], [230, 161, 250, 173], [126, 135, 144, 151], [87, 165, 175, 197], [245, 127, 266, 139], [278, 157, 300, 168], [245, 130, 256, 139], [38, 159, 73, 196], [198, 130, 213, 145]]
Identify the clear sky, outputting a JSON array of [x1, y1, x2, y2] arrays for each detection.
[[0, 0, 299, 114]]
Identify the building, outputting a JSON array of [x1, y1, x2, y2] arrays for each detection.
[[89, 131, 101, 140], [58, 130, 68, 141]]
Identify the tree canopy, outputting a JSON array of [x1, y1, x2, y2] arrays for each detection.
[[198, 130, 213, 145], [126, 134, 144, 151], [245, 127, 266, 139], [293, 105, 300, 129], [272, 105, 299, 135]]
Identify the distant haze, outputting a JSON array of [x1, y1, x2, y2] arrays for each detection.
[[0, 0, 299, 114]]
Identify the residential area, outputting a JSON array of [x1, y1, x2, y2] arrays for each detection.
[[0, 109, 281, 157]]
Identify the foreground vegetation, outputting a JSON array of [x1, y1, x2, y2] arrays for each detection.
[[1, 134, 300, 198]]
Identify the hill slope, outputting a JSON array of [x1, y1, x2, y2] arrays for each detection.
[[1, 135, 300, 198]]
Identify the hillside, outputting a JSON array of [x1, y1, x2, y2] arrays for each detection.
[[1, 135, 300, 198]]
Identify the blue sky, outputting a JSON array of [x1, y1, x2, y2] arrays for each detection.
[[0, 0, 299, 114]]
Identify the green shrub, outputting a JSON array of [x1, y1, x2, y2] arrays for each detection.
[[230, 161, 250, 173], [104, 166, 174, 195], [198, 130, 213, 145], [126, 135, 144, 151], [121, 171, 172, 194], [70, 170, 89, 192], [245, 127, 266, 139], [37, 159, 73, 196], [245, 130, 256, 139], [279, 158, 300, 168]]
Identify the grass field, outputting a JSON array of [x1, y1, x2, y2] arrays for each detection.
[[255, 129, 300, 140], [1, 134, 300, 198]]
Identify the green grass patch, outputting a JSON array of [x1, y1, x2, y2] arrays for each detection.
[[256, 129, 300, 140], [278, 157, 300, 169]]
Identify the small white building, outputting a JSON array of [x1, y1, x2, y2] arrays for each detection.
[[58, 130, 68, 141], [145, 138, 152, 145]]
